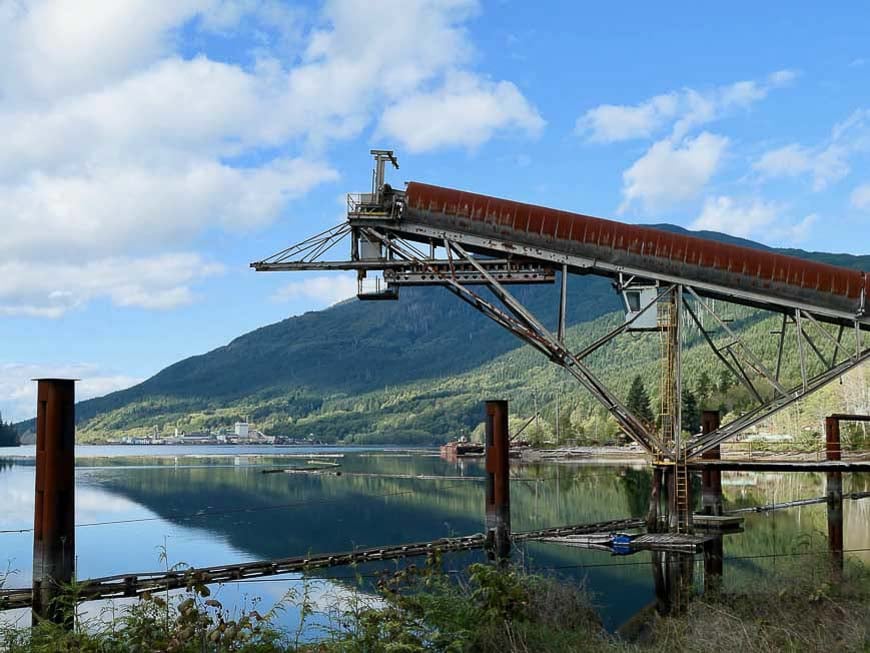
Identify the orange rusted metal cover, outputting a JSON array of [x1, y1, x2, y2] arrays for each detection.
[[404, 182, 867, 316]]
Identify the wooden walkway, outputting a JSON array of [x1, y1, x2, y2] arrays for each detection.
[[689, 459, 870, 472]]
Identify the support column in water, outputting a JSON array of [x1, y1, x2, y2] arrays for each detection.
[[32, 379, 76, 626], [700, 411, 723, 516], [647, 466, 663, 533], [825, 416, 844, 578], [484, 400, 511, 562]]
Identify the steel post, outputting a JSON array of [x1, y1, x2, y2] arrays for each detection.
[[703, 536, 724, 592], [652, 551, 693, 615], [700, 411, 723, 516], [484, 400, 511, 561], [825, 416, 844, 579], [825, 416, 842, 461], [32, 379, 76, 626], [647, 466, 662, 532]]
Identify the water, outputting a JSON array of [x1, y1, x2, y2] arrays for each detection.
[[0, 445, 868, 634]]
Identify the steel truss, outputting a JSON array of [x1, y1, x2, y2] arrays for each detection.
[[685, 295, 870, 458], [358, 227, 672, 456], [253, 196, 869, 462]]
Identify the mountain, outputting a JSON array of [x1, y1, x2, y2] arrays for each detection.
[[15, 228, 870, 442]]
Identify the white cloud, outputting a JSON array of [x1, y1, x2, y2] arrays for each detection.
[[0, 255, 224, 318], [0, 363, 142, 422], [753, 143, 849, 191], [0, 0, 541, 318], [1, 158, 338, 261], [852, 183, 870, 210], [690, 196, 815, 244], [620, 132, 728, 212], [378, 72, 544, 152], [575, 93, 678, 143], [272, 275, 357, 306], [577, 70, 795, 143], [753, 109, 870, 191], [690, 196, 782, 237]]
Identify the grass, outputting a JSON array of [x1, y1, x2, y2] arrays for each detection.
[[1, 556, 868, 652]]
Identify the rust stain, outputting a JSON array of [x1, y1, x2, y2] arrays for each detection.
[[405, 182, 867, 312]]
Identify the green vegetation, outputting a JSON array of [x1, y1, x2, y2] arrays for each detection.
[[627, 376, 655, 427], [67, 309, 870, 448], [15, 238, 867, 446], [3, 557, 868, 652], [0, 411, 19, 447]]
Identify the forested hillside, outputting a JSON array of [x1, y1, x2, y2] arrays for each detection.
[[17, 227, 869, 445]]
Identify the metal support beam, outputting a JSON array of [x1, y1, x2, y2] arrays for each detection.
[[683, 298, 763, 403], [360, 229, 668, 454], [445, 240, 669, 455], [576, 285, 673, 360], [687, 347, 870, 457], [774, 312, 788, 382], [686, 286, 789, 397], [825, 416, 844, 579], [372, 218, 870, 327], [557, 264, 568, 343], [32, 379, 76, 627], [795, 309, 809, 393], [700, 411, 723, 517]]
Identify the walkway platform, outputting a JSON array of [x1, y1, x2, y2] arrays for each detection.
[[692, 514, 744, 529], [689, 459, 870, 472]]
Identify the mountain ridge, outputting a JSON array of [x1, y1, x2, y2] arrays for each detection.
[[14, 225, 870, 440]]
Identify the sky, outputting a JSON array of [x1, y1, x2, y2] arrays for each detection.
[[1, 0, 869, 420]]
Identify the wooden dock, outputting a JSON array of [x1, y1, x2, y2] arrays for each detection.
[[692, 514, 744, 529], [542, 530, 717, 553], [629, 532, 716, 552]]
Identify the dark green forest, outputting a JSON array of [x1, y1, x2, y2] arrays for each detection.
[[0, 411, 20, 447], [14, 229, 870, 446]]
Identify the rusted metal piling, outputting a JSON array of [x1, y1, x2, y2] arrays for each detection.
[[647, 466, 662, 532], [700, 411, 723, 516], [825, 416, 844, 578], [484, 400, 511, 561], [32, 379, 76, 625]]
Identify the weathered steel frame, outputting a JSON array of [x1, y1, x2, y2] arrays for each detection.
[[687, 328, 870, 458], [679, 289, 870, 457], [684, 286, 790, 397], [252, 215, 869, 459], [682, 298, 763, 403], [373, 219, 869, 328], [360, 227, 673, 456]]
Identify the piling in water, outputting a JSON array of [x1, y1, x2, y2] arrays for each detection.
[[32, 379, 76, 626], [484, 400, 511, 561]]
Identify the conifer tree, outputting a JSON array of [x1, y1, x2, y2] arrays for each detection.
[[626, 376, 655, 426], [681, 389, 701, 434]]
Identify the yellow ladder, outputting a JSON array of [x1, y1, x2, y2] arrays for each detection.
[[674, 462, 691, 533]]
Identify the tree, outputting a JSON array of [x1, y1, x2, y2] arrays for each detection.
[[0, 411, 20, 447], [695, 371, 713, 403], [626, 376, 655, 426], [681, 389, 701, 435], [717, 369, 733, 393]]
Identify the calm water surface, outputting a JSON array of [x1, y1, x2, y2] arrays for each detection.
[[0, 445, 868, 634]]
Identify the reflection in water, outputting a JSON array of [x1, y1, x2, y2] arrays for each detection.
[[0, 448, 867, 633]]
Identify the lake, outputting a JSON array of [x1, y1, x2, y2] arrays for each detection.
[[1, 445, 868, 635]]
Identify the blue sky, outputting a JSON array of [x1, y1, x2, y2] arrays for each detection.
[[1, 0, 869, 420]]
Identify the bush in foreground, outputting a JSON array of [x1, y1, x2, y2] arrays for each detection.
[[1, 557, 868, 652]]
